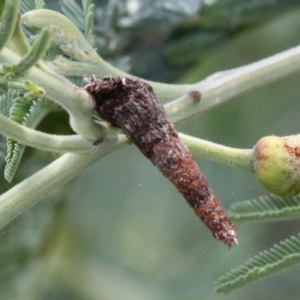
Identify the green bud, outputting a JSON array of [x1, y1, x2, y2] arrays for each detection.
[[254, 135, 300, 196]]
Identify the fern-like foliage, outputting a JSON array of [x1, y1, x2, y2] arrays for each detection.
[[0, 89, 16, 117], [82, 0, 96, 47], [218, 194, 300, 293], [20, 0, 45, 14], [229, 194, 300, 222], [215, 234, 300, 293], [5, 96, 32, 182], [20, 0, 60, 61], [5, 96, 55, 182], [61, 0, 96, 47], [0, 90, 16, 167], [3, 0, 66, 181]]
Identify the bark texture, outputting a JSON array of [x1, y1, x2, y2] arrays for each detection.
[[84, 76, 238, 247]]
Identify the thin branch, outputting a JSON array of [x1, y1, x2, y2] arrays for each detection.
[[0, 111, 254, 171], [0, 135, 128, 230], [0, 47, 103, 141], [2, 44, 298, 143], [0, 27, 300, 231], [0, 0, 21, 52], [51, 56, 196, 103], [180, 133, 254, 171], [15, 27, 51, 76], [9, 22, 30, 56], [1, 43, 299, 157], [0, 113, 92, 153], [21, 8, 100, 63], [165, 44, 300, 120], [53, 44, 300, 106]]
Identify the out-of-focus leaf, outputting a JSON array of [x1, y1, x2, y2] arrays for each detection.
[[200, 0, 300, 30], [119, 0, 202, 31], [61, 0, 96, 47], [20, 0, 45, 14], [166, 30, 227, 65], [229, 195, 300, 222], [165, 0, 300, 65]]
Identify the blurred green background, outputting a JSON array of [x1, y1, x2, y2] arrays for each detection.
[[1, 0, 300, 299]]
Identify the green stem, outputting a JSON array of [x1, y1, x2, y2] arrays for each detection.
[[0, 0, 20, 52], [0, 113, 92, 153], [0, 35, 300, 230], [9, 23, 30, 56], [2, 45, 300, 160], [166, 44, 300, 121], [21, 9, 100, 63], [180, 133, 254, 171], [53, 44, 300, 106], [0, 111, 254, 171], [52, 57, 194, 103], [0, 47, 102, 141], [15, 28, 51, 76], [0, 135, 128, 230]]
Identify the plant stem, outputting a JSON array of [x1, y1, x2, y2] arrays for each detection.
[[180, 133, 254, 171], [1, 38, 300, 230], [0, 113, 92, 153], [0, 135, 128, 230], [2, 44, 300, 140], [0, 111, 254, 171], [15, 28, 51, 76], [165, 44, 300, 121], [0, 0, 20, 52], [0, 47, 102, 140], [54, 44, 300, 105], [52, 56, 196, 103]]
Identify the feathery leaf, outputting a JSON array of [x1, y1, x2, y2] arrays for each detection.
[[20, 0, 46, 39], [215, 234, 300, 293], [0, 89, 16, 117], [82, 0, 96, 47], [61, 0, 96, 47], [229, 194, 300, 222], [61, 0, 84, 30], [20, 0, 45, 14], [5, 96, 55, 182]]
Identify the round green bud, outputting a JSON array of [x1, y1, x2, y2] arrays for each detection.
[[254, 135, 300, 196]]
